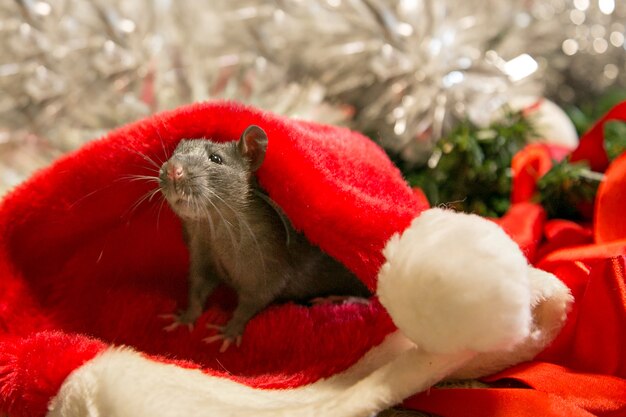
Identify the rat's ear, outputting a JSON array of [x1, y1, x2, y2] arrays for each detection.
[[238, 125, 268, 171]]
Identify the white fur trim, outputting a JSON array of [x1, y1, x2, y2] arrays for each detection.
[[449, 267, 573, 379], [377, 208, 532, 354], [45, 207, 574, 417], [46, 332, 475, 417], [504, 96, 579, 149]]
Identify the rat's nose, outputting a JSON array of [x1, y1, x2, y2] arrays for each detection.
[[166, 161, 184, 181]]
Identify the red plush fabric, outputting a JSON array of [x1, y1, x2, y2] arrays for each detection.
[[2, 99, 626, 417], [0, 100, 426, 415], [0, 333, 106, 417], [406, 102, 626, 416]]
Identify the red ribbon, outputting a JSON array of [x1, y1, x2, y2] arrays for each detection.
[[406, 101, 626, 416]]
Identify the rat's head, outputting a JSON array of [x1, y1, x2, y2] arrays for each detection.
[[159, 125, 268, 220]]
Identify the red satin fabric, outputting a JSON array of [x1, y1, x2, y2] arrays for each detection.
[[406, 254, 626, 417], [510, 143, 555, 204], [406, 361, 626, 417], [570, 101, 626, 172], [405, 387, 597, 417], [538, 257, 626, 378], [407, 101, 626, 416], [494, 362, 626, 414], [595, 153, 626, 243]]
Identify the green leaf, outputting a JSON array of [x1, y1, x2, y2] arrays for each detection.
[[604, 120, 626, 161], [536, 160, 603, 220], [565, 88, 626, 135], [398, 109, 534, 217]]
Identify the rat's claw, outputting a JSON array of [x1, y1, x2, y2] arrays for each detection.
[[205, 323, 223, 330], [163, 321, 194, 332], [203, 333, 242, 352], [203, 334, 225, 344], [163, 321, 181, 332], [219, 336, 243, 353], [219, 338, 232, 353], [160, 312, 195, 332]]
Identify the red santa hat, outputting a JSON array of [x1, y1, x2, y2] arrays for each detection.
[[0, 100, 623, 417]]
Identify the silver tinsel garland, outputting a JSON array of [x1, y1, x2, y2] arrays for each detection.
[[0, 0, 624, 195]]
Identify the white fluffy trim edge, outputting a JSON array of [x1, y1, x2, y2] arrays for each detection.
[[377, 208, 572, 358], [46, 208, 573, 417], [46, 332, 472, 417]]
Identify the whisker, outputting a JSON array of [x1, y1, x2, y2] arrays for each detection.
[[197, 192, 239, 256], [118, 174, 161, 184], [147, 187, 162, 202], [122, 145, 162, 170], [196, 196, 216, 238], [155, 115, 171, 164], [186, 174, 216, 182], [156, 195, 167, 232], [199, 189, 236, 230], [70, 183, 116, 209], [126, 163, 161, 174], [158, 170, 270, 276], [123, 186, 161, 219], [200, 186, 267, 275]]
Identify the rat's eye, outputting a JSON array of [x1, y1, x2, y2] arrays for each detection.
[[209, 153, 223, 164]]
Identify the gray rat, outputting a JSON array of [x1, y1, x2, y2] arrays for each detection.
[[159, 125, 371, 351]]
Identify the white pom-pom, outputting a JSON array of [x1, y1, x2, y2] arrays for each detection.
[[377, 208, 532, 354], [498, 96, 579, 149]]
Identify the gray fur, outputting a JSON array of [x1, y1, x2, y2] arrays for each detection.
[[159, 126, 370, 340]]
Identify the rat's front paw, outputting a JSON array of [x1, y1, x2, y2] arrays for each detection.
[[159, 309, 200, 332], [203, 323, 243, 353]]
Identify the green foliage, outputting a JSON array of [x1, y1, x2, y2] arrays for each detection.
[[530, 107, 626, 220], [536, 160, 603, 220], [604, 120, 626, 162], [566, 88, 626, 135], [401, 110, 534, 217], [397, 102, 622, 220]]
